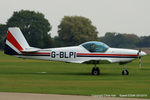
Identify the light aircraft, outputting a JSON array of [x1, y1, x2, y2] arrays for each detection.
[[4, 27, 147, 75]]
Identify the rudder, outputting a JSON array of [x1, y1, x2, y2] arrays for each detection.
[[4, 27, 30, 55]]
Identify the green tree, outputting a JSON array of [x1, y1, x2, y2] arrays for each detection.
[[100, 32, 116, 47], [0, 24, 8, 50], [137, 36, 150, 47], [100, 32, 140, 48], [53, 36, 62, 47], [122, 34, 140, 48], [57, 16, 98, 46], [7, 10, 53, 48]]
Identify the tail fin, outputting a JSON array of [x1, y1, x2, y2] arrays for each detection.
[[4, 27, 30, 55]]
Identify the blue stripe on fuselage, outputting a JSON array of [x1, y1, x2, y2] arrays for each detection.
[[77, 55, 138, 58]]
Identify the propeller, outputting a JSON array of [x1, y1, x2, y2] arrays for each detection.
[[137, 49, 141, 69]]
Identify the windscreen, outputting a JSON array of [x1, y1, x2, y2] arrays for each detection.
[[82, 41, 109, 52]]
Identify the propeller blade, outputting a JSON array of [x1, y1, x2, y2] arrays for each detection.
[[137, 49, 141, 55], [137, 49, 142, 69], [139, 56, 141, 69]]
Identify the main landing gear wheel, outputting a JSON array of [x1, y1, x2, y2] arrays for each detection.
[[92, 67, 100, 75], [122, 69, 129, 75], [122, 65, 129, 75], [91, 64, 100, 75]]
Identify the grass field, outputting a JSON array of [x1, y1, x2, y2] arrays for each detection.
[[0, 51, 150, 98]]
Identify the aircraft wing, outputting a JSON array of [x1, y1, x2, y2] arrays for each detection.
[[82, 59, 112, 64], [69, 59, 112, 64]]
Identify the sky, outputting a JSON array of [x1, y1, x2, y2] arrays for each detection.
[[0, 0, 150, 37]]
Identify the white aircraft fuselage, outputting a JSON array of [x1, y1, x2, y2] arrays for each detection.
[[16, 46, 145, 64]]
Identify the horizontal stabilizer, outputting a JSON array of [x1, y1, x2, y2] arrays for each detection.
[[21, 47, 41, 53]]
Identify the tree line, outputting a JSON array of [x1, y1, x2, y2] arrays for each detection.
[[0, 10, 150, 50], [100, 32, 150, 48]]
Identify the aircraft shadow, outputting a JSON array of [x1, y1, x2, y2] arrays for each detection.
[[0, 72, 121, 76], [45, 72, 123, 76], [49, 72, 92, 76], [38, 72, 121, 76]]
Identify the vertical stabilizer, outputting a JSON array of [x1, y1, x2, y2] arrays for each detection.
[[4, 27, 30, 55]]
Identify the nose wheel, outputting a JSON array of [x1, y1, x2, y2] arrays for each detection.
[[122, 65, 129, 75], [91, 64, 100, 75]]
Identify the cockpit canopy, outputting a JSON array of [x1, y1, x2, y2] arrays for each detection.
[[81, 41, 109, 52]]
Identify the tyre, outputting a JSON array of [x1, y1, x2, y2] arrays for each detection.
[[92, 67, 100, 75], [122, 69, 129, 75]]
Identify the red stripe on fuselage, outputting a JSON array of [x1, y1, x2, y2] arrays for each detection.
[[7, 31, 23, 51], [77, 53, 138, 57], [22, 52, 50, 55]]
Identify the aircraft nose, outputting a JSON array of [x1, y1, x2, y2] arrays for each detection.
[[139, 51, 147, 56]]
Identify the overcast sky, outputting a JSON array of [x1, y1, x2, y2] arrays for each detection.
[[0, 0, 150, 37]]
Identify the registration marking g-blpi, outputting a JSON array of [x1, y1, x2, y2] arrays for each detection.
[[51, 51, 76, 58]]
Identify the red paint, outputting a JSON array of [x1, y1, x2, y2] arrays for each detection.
[[7, 31, 50, 55], [7, 31, 23, 51], [22, 52, 50, 55]]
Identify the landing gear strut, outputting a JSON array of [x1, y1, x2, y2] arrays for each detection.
[[122, 64, 129, 75], [91, 64, 100, 75]]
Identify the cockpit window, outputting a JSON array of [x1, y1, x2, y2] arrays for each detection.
[[81, 41, 109, 52]]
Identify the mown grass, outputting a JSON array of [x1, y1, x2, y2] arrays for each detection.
[[0, 51, 150, 98]]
